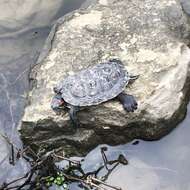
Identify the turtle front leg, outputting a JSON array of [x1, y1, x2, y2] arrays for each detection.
[[117, 92, 138, 112], [69, 105, 80, 128]]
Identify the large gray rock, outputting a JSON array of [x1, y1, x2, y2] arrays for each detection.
[[21, 0, 190, 155]]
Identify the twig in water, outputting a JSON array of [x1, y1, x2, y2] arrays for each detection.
[[101, 147, 110, 171], [1, 172, 30, 190], [1, 144, 126, 190], [9, 144, 15, 165], [52, 153, 80, 165]]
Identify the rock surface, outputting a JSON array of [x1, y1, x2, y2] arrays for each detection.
[[21, 0, 190, 155]]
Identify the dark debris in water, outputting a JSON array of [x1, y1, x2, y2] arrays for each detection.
[[132, 140, 139, 145], [0, 137, 127, 190]]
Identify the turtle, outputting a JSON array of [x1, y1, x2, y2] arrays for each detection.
[[51, 59, 138, 128]]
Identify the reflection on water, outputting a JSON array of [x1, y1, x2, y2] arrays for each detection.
[[0, 0, 63, 37], [82, 103, 190, 190], [0, 0, 85, 185], [0, 0, 88, 38]]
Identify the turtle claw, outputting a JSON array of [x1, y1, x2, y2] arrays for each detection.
[[117, 93, 138, 112]]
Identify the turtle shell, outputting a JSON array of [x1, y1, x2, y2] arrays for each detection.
[[56, 60, 130, 106]]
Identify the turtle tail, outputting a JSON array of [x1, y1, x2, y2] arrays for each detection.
[[129, 75, 139, 80], [127, 75, 139, 85]]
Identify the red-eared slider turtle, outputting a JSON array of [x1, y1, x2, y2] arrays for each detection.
[[51, 59, 138, 127]]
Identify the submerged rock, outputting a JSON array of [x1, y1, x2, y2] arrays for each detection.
[[21, 0, 190, 155]]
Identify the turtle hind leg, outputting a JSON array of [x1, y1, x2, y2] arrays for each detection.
[[69, 105, 80, 128], [117, 92, 138, 112]]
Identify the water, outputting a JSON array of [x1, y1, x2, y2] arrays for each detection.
[[81, 103, 190, 190], [56, 103, 190, 190], [0, 0, 86, 185]]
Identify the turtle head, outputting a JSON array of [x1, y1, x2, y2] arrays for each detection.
[[51, 94, 66, 112]]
